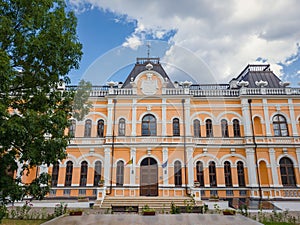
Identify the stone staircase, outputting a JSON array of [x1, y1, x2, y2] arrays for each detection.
[[94, 196, 202, 213]]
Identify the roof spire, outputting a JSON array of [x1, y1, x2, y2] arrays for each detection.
[[146, 41, 151, 58]]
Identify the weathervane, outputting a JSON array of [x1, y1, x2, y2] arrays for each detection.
[[146, 41, 151, 58]]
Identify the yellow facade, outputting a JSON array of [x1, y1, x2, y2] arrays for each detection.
[[24, 59, 300, 203]]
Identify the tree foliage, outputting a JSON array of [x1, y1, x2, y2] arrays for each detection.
[[0, 0, 83, 205]]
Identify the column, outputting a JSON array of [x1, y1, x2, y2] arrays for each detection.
[[162, 147, 168, 185], [130, 148, 136, 185], [131, 99, 137, 136], [162, 99, 167, 136], [246, 148, 258, 187], [241, 99, 252, 137], [186, 147, 194, 186], [39, 164, 48, 175], [104, 148, 111, 186], [185, 98, 191, 136], [288, 99, 298, 136], [106, 99, 113, 136], [269, 148, 279, 187], [296, 148, 300, 175], [263, 99, 272, 136]]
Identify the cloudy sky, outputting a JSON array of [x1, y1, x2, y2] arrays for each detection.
[[68, 0, 300, 86]]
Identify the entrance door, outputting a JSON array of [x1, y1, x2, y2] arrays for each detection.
[[140, 157, 158, 196]]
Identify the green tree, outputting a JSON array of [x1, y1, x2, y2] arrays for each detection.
[[0, 0, 84, 213]]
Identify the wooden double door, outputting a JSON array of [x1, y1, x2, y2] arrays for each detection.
[[140, 157, 158, 196]]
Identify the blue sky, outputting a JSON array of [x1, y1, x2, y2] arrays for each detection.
[[68, 1, 300, 86]]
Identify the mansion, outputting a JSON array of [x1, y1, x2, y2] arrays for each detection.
[[24, 57, 300, 204]]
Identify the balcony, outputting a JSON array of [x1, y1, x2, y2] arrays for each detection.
[[69, 135, 299, 146]]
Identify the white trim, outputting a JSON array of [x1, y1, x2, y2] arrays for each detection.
[[216, 111, 243, 122], [193, 153, 221, 166], [277, 154, 298, 166]]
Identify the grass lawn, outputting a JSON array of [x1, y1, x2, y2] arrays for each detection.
[[1, 219, 48, 225], [263, 222, 296, 225]]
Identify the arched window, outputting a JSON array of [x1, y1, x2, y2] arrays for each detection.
[[196, 161, 204, 186], [209, 161, 217, 187], [84, 119, 92, 137], [97, 119, 104, 137], [280, 157, 296, 186], [233, 119, 241, 137], [80, 161, 88, 187], [51, 162, 59, 187], [69, 120, 76, 137], [65, 161, 73, 186], [273, 115, 289, 137], [116, 161, 124, 186], [193, 119, 201, 137], [221, 119, 229, 137], [118, 118, 126, 136], [224, 161, 232, 187], [142, 114, 156, 136], [206, 119, 213, 137], [174, 160, 182, 187], [173, 118, 180, 136], [237, 161, 245, 187], [94, 161, 102, 186]]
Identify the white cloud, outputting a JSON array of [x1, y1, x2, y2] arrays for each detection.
[[122, 34, 142, 50], [70, 0, 300, 82]]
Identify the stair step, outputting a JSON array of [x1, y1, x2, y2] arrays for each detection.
[[94, 196, 202, 210]]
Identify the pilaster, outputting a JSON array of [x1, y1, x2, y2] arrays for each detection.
[[241, 99, 252, 137], [163, 147, 168, 185], [269, 148, 279, 187], [263, 99, 272, 136], [131, 99, 137, 136], [186, 147, 194, 186], [162, 99, 166, 136], [130, 148, 136, 185], [104, 148, 111, 186], [288, 99, 298, 136], [246, 148, 258, 187], [106, 99, 113, 136], [296, 148, 300, 175]]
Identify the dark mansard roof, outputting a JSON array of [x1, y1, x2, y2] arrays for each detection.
[[122, 58, 175, 88]]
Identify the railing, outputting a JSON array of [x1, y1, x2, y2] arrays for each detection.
[[70, 136, 299, 145], [80, 86, 300, 97], [190, 89, 240, 97]]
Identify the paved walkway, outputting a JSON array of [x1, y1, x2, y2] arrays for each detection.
[[42, 214, 263, 225]]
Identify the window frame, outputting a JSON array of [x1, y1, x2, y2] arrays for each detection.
[[209, 161, 217, 187], [196, 161, 204, 187], [280, 157, 296, 187], [173, 118, 180, 136], [97, 119, 104, 138], [51, 162, 59, 187], [273, 114, 289, 137], [206, 119, 213, 137], [118, 118, 126, 136], [233, 119, 241, 137], [221, 119, 229, 137], [84, 119, 92, 137], [116, 161, 124, 186], [142, 114, 157, 136], [224, 161, 232, 187], [174, 160, 182, 187], [237, 161, 245, 187], [65, 161, 73, 187], [94, 161, 102, 186], [193, 119, 201, 138], [80, 161, 88, 187]]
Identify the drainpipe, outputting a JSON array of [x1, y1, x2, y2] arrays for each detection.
[[107, 99, 117, 195], [248, 99, 262, 206], [182, 99, 189, 195]]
